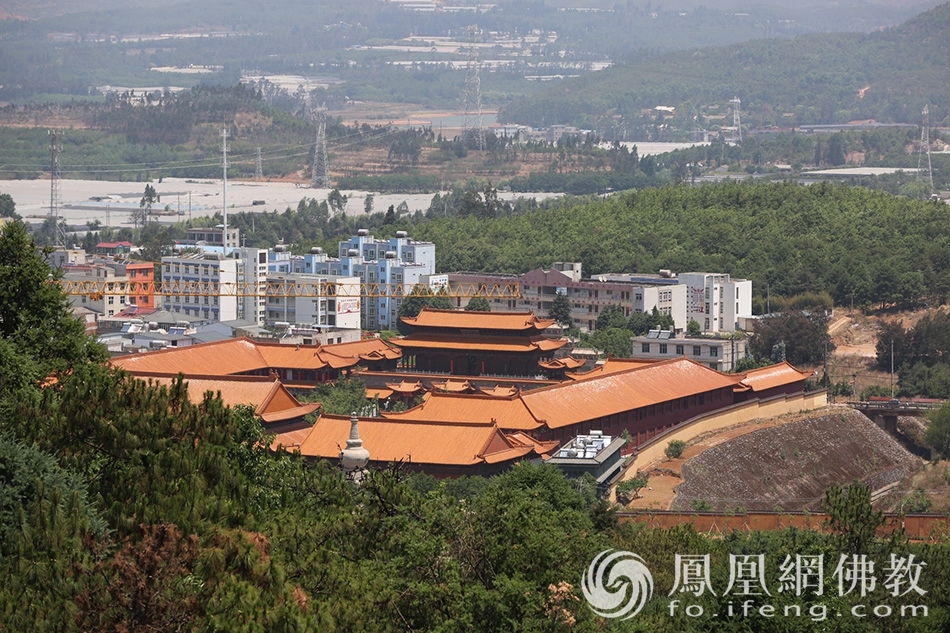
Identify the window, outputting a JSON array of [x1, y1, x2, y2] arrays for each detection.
[[641, 343, 651, 353], [693, 346, 701, 356], [676, 344, 684, 355], [659, 344, 667, 354], [710, 347, 718, 357]]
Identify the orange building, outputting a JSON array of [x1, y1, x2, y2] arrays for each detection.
[[112, 336, 401, 386], [144, 374, 319, 432], [381, 356, 813, 448], [272, 413, 559, 478], [392, 308, 567, 377], [124, 261, 157, 310]]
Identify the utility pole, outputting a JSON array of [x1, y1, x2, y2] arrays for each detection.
[[221, 128, 229, 255], [917, 104, 934, 193]]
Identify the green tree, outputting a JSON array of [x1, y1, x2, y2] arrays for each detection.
[[0, 192, 18, 219], [464, 295, 491, 312], [687, 318, 702, 336], [328, 188, 348, 214], [137, 183, 158, 226], [0, 221, 105, 404], [751, 310, 833, 367], [822, 482, 889, 554], [616, 476, 649, 502], [666, 439, 686, 459], [925, 402, 950, 460], [397, 285, 454, 320], [586, 327, 633, 358], [364, 194, 374, 215], [595, 304, 627, 330], [548, 292, 573, 327]]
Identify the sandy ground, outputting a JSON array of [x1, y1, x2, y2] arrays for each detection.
[[1, 177, 558, 231]]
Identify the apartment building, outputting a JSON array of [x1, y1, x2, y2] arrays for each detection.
[[677, 272, 753, 334], [450, 263, 687, 333], [450, 265, 752, 334], [160, 252, 239, 322], [282, 230, 438, 331], [629, 330, 749, 372]]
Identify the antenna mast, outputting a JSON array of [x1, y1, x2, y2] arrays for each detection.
[[917, 104, 934, 192], [48, 129, 64, 246], [461, 25, 485, 151]]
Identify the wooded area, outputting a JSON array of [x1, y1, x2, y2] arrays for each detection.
[[3, 219, 950, 631]]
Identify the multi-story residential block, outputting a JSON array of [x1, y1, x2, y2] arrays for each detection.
[[63, 263, 131, 318], [449, 263, 687, 333], [629, 330, 749, 372], [185, 225, 240, 252], [450, 265, 753, 334], [677, 272, 753, 334], [266, 247, 361, 329], [115, 261, 157, 310], [274, 230, 437, 331], [160, 252, 239, 322]]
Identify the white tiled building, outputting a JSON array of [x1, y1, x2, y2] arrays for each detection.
[[678, 272, 752, 334]]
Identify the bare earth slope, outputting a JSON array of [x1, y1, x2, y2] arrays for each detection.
[[672, 410, 920, 512]]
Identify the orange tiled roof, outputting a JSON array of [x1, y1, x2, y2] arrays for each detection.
[[269, 427, 313, 452], [567, 357, 656, 380], [112, 337, 390, 377], [367, 388, 394, 400], [539, 356, 586, 371], [737, 361, 812, 392], [478, 385, 519, 397], [382, 391, 543, 431], [522, 357, 741, 429], [289, 414, 543, 467], [141, 374, 320, 421], [432, 379, 474, 393], [391, 333, 567, 353], [386, 380, 424, 394], [400, 307, 556, 332], [113, 338, 288, 375]]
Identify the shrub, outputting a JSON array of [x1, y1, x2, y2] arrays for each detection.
[[666, 439, 687, 459]]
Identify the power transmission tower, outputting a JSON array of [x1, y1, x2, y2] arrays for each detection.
[[48, 129, 64, 246], [917, 104, 934, 192], [255, 147, 263, 181], [461, 25, 485, 151], [311, 103, 331, 189], [728, 97, 742, 143]]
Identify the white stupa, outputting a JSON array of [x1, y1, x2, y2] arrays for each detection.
[[340, 411, 370, 481]]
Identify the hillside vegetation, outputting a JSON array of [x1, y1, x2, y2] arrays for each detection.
[[405, 181, 950, 310], [500, 2, 950, 130]]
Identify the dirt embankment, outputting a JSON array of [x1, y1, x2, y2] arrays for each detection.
[[671, 409, 920, 512]]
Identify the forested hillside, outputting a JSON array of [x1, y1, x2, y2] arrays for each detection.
[[5, 212, 950, 631], [500, 2, 950, 130], [401, 182, 950, 311]]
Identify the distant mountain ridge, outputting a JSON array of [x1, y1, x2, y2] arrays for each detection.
[[499, 2, 950, 132]]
